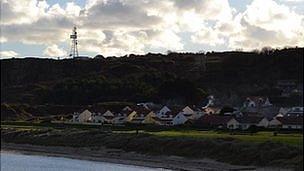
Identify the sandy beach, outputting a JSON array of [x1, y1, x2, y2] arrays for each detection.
[[1, 143, 260, 171]]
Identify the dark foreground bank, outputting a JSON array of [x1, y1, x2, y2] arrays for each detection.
[[1, 128, 303, 170]]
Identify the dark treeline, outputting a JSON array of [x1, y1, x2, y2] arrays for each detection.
[[1, 47, 303, 107]]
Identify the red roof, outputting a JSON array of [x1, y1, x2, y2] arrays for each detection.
[[235, 116, 264, 124], [277, 116, 303, 125]]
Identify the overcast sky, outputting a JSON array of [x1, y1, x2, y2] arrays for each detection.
[[0, 0, 304, 58]]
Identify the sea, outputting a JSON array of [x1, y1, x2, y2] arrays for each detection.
[[1, 152, 170, 171]]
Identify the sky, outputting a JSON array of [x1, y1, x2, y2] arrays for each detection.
[[0, 0, 304, 59]]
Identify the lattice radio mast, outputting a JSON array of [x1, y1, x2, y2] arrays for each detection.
[[69, 26, 79, 58]]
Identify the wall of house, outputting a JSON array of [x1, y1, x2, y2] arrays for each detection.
[[78, 110, 92, 122], [269, 118, 282, 127], [126, 111, 136, 122], [173, 113, 188, 125], [257, 118, 269, 128], [282, 125, 303, 129], [227, 119, 240, 129]]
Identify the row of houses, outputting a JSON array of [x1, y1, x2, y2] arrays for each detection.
[[198, 114, 302, 130], [70, 101, 303, 129], [71, 105, 203, 126]]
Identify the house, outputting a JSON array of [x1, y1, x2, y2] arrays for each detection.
[[227, 116, 268, 130], [170, 106, 200, 125], [156, 105, 171, 117], [195, 115, 232, 128], [243, 96, 272, 108], [181, 106, 197, 119], [182, 106, 195, 115], [76, 109, 93, 123], [202, 107, 221, 115], [172, 111, 188, 125], [143, 111, 159, 124], [285, 107, 303, 117], [112, 112, 128, 125], [278, 107, 291, 115], [154, 109, 178, 126], [102, 110, 115, 123], [129, 107, 154, 124], [137, 102, 156, 110], [122, 106, 132, 111], [112, 106, 133, 124], [269, 116, 303, 129], [279, 117, 303, 129], [126, 110, 137, 122], [268, 117, 282, 128]]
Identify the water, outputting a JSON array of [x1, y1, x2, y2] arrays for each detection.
[[1, 152, 170, 171]]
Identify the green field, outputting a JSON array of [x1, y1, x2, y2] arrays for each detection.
[[1, 123, 303, 169], [1, 121, 303, 147], [148, 130, 303, 147]]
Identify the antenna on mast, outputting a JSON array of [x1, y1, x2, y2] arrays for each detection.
[[69, 26, 79, 58]]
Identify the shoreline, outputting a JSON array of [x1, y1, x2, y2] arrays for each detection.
[[1, 143, 259, 171]]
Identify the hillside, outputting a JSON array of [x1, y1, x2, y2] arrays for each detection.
[[1, 47, 303, 119]]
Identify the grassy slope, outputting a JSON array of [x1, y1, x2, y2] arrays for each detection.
[[150, 130, 303, 147], [1, 124, 303, 170]]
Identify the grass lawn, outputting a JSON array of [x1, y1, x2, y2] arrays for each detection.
[[149, 130, 303, 147], [1, 122, 303, 147]]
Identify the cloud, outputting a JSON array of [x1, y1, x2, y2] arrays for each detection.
[[1, 0, 303, 57], [0, 50, 19, 59], [0, 0, 49, 25], [0, 37, 8, 43], [228, 0, 304, 50], [173, 0, 234, 21], [43, 44, 67, 57], [191, 27, 225, 46]]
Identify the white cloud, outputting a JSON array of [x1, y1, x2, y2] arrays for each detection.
[[0, 50, 19, 59], [0, 0, 48, 25], [1, 0, 303, 57], [0, 37, 8, 43], [228, 0, 304, 50], [191, 27, 225, 46], [43, 44, 67, 57]]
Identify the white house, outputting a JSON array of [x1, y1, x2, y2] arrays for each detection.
[[129, 107, 154, 124], [126, 111, 137, 122], [122, 106, 132, 111], [269, 117, 303, 129], [227, 116, 266, 130], [77, 109, 93, 123], [286, 107, 304, 117], [227, 118, 239, 129], [112, 112, 128, 125], [102, 110, 115, 123], [256, 117, 270, 127], [156, 106, 171, 117], [203, 107, 221, 115], [243, 97, 272, 108], [172, 112, 188, 125], [93, 114, 106, 123], [182, 106, 195, 115], [278, 107, 291, 115], [156, 110, 179, 126], [268, 117, 282, 128]]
